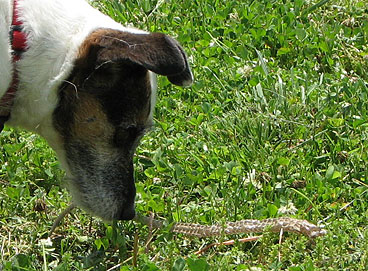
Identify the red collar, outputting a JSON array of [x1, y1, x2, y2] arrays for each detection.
[[0, 0, 27, 131]]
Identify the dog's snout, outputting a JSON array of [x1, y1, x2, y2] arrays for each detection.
[[119, 204, 136, 220]]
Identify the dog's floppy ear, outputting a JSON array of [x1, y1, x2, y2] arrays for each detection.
[[91, 30, 193, 87]]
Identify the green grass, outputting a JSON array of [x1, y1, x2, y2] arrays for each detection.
[[1, 0, 368, 270]]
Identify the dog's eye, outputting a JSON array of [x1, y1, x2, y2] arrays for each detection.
[[126, 125, 139, 138], [114, 125, 143, 148], [114, 127, 131, 145]]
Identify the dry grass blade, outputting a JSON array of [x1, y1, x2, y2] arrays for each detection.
[[194, 236, 262, 256], [49, 203, 76, 236]]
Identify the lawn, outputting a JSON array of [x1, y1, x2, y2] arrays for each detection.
[[1, 0, 368, 270]]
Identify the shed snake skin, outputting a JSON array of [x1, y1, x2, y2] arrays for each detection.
[[133, 214, 327, 238]]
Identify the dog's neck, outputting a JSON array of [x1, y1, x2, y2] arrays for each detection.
[[0, 0, 26, 130]]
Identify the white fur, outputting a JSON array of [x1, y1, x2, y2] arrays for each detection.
[[0, 0, 155, 172], [0, 0, 13, 96]]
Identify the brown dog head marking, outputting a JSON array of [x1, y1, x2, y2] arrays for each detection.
[[53, 29, 193, 220]]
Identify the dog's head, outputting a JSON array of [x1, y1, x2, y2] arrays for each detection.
[[53, 29, 192, 220]]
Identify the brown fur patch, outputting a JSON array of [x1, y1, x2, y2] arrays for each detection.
[[71, 92, 113, 145]]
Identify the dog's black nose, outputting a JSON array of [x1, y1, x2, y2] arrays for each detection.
[[119, 205, 136, 220]]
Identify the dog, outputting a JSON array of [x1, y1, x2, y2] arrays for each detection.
[[0, 0, 193, 220]]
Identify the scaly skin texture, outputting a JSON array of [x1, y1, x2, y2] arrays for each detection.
[[134, 214, 327, 238]]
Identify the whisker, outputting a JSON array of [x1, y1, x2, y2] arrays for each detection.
[[100, 34, 145, 49], [82, 60, 113, 89], [62, 80, 79, 98]]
